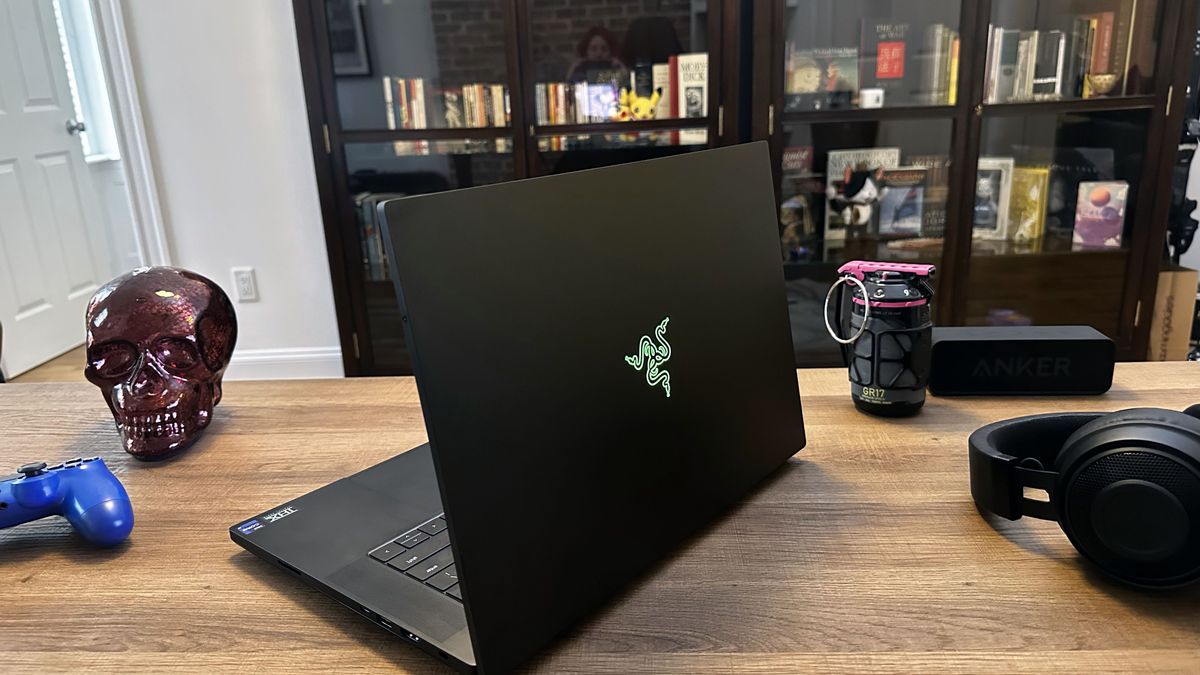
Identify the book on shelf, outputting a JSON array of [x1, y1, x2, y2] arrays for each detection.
[[1040, 146, 1116, 237], [908, 154, 951, 237], [668, 54, 679, 121], [878, 167, 927, 236], [1032, 31, 1067, 98], [824, 147, 901, 239], [987, 28, 1021, 103], [631, 60, 653, 97], [921, 24, 959, 105], [354, 191, 406, 281], [1111, 0, 1138, 94], [973, 157, 1015, 241], [947, 36, 959, 105], [1073, 180, 1128, 249], [651, 62, 671, 119], [861, 22, 914, 105], [494, 84, 508, 126], [382, 76, 396, 130], [676, 52, 708, 145], [1010, 166, 1051, 245], [782, 146, 814, 174], [784, 44, 858, 111]]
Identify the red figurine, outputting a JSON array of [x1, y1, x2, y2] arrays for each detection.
[[84, 267, 237, 459]]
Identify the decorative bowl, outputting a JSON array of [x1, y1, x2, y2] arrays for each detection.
[[1086, 73, 1119, 97]]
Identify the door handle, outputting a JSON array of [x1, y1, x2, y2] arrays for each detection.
[[66, 119, 87, 135]]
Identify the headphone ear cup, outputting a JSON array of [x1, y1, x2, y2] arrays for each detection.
[[1054, 408, 1200, 588]]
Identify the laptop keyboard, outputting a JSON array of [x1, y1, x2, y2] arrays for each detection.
[[367, 514, 462, 601]]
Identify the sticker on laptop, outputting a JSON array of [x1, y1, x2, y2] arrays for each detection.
[[237, 519, 263, 535], [625, 316, 672, 398]]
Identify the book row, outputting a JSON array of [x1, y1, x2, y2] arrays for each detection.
[[534, 52, 708, 126], [984, 4, 1136, 104], [382, 77, 511, 130], [778, 146, 1129, 255], [784, 22, 960, 110]]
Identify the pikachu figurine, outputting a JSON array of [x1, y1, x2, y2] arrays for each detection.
[[611, 87, 662, 122]]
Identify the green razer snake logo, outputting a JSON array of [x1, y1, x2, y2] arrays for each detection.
[[624, 317, 672, 397]]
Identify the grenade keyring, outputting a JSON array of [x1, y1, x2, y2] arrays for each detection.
[[824, 261, 936, 417]]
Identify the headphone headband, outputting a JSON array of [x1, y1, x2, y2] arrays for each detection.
[[968, 412, 1104, 521], [969, 406, 1200, 588]]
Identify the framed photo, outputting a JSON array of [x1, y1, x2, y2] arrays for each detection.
[[973, 157, 1014, 240], [326, 0, 371, 77]]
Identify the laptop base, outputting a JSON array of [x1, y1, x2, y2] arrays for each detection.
[[230, 444, 475, 671]]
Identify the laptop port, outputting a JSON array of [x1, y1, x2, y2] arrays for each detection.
[[403, 631, 421, 643]]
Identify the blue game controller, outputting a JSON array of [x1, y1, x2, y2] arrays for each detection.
[[0, 457, 134, 546]]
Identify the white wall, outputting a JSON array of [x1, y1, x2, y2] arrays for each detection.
[[120, 0, 343, 379]]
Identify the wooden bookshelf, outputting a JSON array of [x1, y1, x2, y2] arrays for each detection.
[[782, 105, 957, 123], [293, 0, 1196, 375], [982, 94, 1158, 116], [531, 118, 709, 135], [752, 0, 1197, 366]]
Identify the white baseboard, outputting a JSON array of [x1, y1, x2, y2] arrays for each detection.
[[225, 346, 344, 381]]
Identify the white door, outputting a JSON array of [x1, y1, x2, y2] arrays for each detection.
[[0, 0, 114, 377]]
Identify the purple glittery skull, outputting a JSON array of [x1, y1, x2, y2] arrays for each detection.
[[84, 267, 237, 459]]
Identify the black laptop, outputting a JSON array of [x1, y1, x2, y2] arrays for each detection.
[[229, 143, 805, 673]]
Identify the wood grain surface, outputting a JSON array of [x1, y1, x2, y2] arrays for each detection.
[[1, 363, 1198, 673]]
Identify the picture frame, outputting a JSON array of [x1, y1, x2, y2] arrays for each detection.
[[326, 0, 371, 77], [973, 157, 1014, 240]]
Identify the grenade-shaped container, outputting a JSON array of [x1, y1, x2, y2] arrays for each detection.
[[827, 261, 936, 417]]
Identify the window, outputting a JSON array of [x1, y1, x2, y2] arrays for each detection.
[[53, 0, 120, 161]]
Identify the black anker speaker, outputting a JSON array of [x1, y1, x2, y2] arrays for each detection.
[[930, 326, 1114, 396]]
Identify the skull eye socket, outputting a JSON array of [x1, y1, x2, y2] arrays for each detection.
[[89, 342, 137, 379], [154, 337, 200, 374]]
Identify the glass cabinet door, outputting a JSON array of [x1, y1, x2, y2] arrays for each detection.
[[344, 140, 514, 373], [773, 0, 964, 365], [963, 0, 1168, 344], [781, 0, 964, 112], [778, 118, 955, 365], [320, 0, 518, 374], [964, 109, 1151, 338], [327, 0, 513, 132], [524, 0, 716, 172]]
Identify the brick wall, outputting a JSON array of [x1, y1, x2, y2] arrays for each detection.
[[427, 0, 699, 87], [429, 1, 509, 85], [527, 0, 696, 82]]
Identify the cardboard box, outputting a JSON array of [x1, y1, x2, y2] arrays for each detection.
[[1147, 265, 1199, 361]]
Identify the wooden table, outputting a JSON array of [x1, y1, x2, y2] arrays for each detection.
[[2, 363, 1198, 673]]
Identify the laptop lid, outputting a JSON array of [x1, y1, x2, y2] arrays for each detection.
[[380, 142, 804, 674]]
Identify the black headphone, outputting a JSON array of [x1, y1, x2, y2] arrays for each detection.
[[969, 406, 1200, 588]]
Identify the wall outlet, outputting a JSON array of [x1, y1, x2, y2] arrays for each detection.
[[231, 267, 259, 303]]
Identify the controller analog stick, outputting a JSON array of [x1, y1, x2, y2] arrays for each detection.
[[17, 462, 47, 477]]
